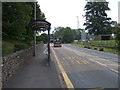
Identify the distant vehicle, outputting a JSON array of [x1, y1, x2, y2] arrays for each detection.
[[53, 41, 62, 47]]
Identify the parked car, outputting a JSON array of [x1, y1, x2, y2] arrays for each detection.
[[53, 41, 62, 47]]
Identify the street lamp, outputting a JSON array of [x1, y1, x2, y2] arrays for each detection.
[[29, 2, 51, 65], [34, 2, 36, 56]]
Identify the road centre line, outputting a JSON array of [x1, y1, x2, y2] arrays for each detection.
[[100, 59, 109, 61], [63, 46, 91, 57], [107, 64, 119, 66], [63, 46, 108, 66], [63, 46, 119, 73], [89, 59, 107, 67], [89, 59, 119, 73], [51, 47, 74, 88], [110, 68, 119, 73]]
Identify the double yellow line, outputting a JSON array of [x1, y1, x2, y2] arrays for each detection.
[[51, 47, 74, 88]]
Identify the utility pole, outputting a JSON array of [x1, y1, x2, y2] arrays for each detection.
[[77, 16, 79, 29], [76, 16, 79, 41], [33, 2, 36, 56]]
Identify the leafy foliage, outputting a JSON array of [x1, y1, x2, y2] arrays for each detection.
[[53, 27, 76, 43], [53, 27, 65, 39], [2, 2, 46, 56], [84, 2, 112, 35], [2, 2, 45, 44], [62, 27, 76, 43], [36, 33, 48, 44], [112, 24, 120, 49]]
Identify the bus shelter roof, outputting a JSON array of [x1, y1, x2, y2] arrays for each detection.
[[29, 19, 51, 31]]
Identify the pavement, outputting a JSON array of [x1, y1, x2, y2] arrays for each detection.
[[3, 45, 62, 88]]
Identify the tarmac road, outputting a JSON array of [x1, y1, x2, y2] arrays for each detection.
[[51, 44, 119, 88]]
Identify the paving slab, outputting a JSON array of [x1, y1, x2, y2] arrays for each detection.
[[3, 45, 61, 88]]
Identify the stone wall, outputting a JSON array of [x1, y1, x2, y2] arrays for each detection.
[[2, 44, 43, 86], [0, 57, 2, 89]]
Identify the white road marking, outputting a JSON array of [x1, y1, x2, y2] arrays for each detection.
[[63, 46, 119, 73], [89, 58, 107, 67], [110, 68, 119, 73]]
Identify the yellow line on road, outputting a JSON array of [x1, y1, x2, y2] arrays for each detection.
[[51, 47, 74, 88]]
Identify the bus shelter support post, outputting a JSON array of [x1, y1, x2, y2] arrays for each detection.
[[47, 29, 50, 66]]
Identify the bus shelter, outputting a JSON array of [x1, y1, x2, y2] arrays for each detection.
[[29, 19, 51, 65]]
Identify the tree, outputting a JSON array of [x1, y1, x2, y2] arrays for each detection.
[[62, 27, 75, 43], [112, 23, 120, 49], [75, 29, 83, 41], [36, 33, 48, 44], [2, 2, 45, 43], [84, 2, 112, 35], [53, 27, 65, 39], [53, 27, 76, 43]]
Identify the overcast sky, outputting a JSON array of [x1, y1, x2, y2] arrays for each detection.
[[37, 0, 119, 32]]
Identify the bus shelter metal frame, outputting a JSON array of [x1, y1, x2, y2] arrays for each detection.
[[29, 19, 51, 66]]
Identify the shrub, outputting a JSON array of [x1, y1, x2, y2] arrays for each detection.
[[94, 48, 97, 50], [87, 47, 91, 49], [2, 41, 14, 56], [99, 48, 104, 51], [14, 44, 28, 52]]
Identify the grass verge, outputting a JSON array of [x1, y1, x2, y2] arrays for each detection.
[[71, 43, 119, 55], [2, 40, 32, 56], [2, 40, 44, 57]]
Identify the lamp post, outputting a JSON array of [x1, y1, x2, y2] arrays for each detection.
[[34, 2, 36, 56], [29, 1, 51, 65]]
